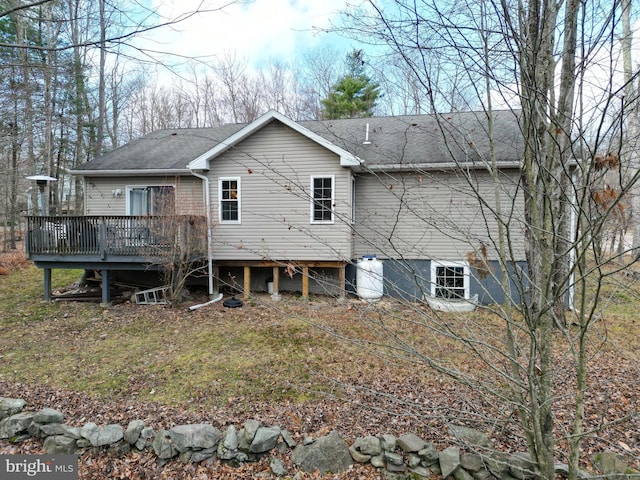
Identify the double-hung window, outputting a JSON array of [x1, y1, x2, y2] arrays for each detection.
[[311, 175, 334, 224], [431, 261, 470, 299], [219, 177, 240, 223]]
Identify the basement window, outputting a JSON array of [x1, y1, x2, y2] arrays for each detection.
[[431, 261, 470, 299]]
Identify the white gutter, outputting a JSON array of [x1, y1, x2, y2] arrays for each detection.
[[364, 161, 523, 172], [69, 169, 192, 176], [190, 169, 215, 298]]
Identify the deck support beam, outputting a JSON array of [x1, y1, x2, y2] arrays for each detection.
[[272, 266, 280, 300], [301, 266, 309, 299], [243, 266, 251, 300], [101, 269, 111, 306], [44, 268, 52, 302], [215, 260, 347, 300]]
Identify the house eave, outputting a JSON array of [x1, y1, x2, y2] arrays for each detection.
[[69, 168, 192, 177]]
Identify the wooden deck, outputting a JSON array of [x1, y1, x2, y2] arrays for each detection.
[[25, 215, 206, 261]]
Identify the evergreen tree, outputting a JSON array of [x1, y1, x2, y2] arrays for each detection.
[[321, 50, 381, 119]]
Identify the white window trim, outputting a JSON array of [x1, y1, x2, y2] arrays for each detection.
[[430, 260, 470, 299], [310, 175, 335, 224], [125, 184, 176, 216], [219, 177, 241, 224]]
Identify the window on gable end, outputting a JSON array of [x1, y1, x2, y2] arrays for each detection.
[[219, 177, 240, 223], [311, 175, 334, 224]]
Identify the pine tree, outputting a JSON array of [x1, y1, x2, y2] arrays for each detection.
[[321, 50, 381, 119]]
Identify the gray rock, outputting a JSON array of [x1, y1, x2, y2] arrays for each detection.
[[107, 440, 131, 456], [34, 408, 64, 424], [461, 452, 485, 472], [385, 451, 404, 466], [454, 467, 476, 480], [472, 468, 493, 480], [152, 429, 177, 459], [270, 456, 287, 476], [64, 426, 82, 439], [43, 435, 77, 455], [508, 452, 539, 480], [349, 444, 371, 463], [440, 446, 461, 479], [418, 443, 439, 465], [353, 435, 382, 456], [135, 426, 154, 450], [238, 428, 251, 451], [179, 450, 192, 463], [124, 420, 145, 445], [592, 451, 637, 479], [217, 440, 237, 460], [380, 433, 397, 452], [499, 472, 521, 480], [281, 429, 296, 448], [76, 438, 91, 448], [397, 432, 428, 453], [169, 424, 220, 453], [244, 419, 260, 442], [292, 430, 353, 474], [410, 466, 432, 478], [190, 447, 216, 463], [553, 463, 598, 480], [28, 421, 44, 438], [482, 452, 510, 477], [371, 454, 386, 468], [408, 453, 421, 468], [0, 412, 35, 439], [0, 398, 26, 419], [386, 461, 407, 473], [449, 425, 492, 448], [249, 426, 281, 453], [39, 423, 68, 437], [223, 425, 239, 450], [80, 422, 99, 443], [81, 423, 124, 447]]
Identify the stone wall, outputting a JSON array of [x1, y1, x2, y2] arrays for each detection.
[[0, 398, 636, 479]]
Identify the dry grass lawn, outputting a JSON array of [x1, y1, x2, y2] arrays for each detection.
[[0, 248, 638, 476]]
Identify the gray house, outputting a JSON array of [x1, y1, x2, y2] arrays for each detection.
[[26, 109, 526, 306]]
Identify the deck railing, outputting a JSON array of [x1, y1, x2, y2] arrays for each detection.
[[25, 215, 207, 259]]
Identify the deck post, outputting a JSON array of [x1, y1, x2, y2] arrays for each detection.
[[301, 265, 309, 299], [271, 266, 281, 300], [43, 268, 52, 302], [101, 269, 111, 306], [243, 265, 251, 299], [339, 264, 346, 300], [212, 265, 220, 296]]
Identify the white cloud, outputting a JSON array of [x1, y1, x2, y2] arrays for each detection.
[[142, 0, 351, 68]]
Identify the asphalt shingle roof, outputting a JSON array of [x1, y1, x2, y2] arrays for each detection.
[[76, 110, 522, 172]]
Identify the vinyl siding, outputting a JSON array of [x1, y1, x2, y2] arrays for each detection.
[[83, 176, 204, 215], [208, 122, 353, 261], [353, 169, 525, 261]]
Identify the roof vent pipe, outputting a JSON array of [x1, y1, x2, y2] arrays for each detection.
[[363, 123, 371, 145]]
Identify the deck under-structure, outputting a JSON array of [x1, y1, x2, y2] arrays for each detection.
[[25, 215, 207, 304]]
